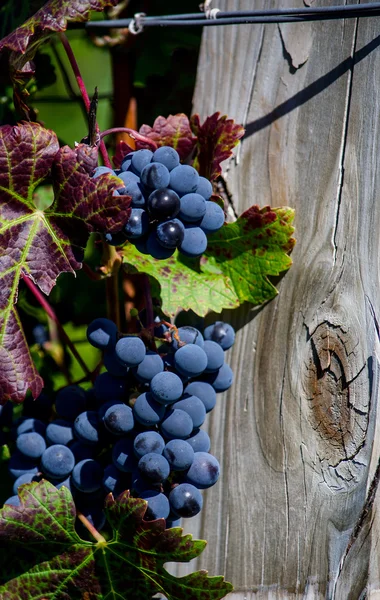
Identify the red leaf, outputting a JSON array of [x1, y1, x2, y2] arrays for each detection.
[[113, 140, 134, 169], [137, 114, 197, 160]]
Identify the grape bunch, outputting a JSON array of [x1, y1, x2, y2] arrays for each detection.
[[95, 146, 225, 259], [4, 316, 235, 531]]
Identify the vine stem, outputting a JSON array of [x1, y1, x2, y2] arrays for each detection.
[[22, 274, 92, 380], [77, 511, 106, 544], [100, 127, 158, 150], [58, 32, 112, 168]]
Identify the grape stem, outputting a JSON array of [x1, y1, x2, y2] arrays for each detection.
[[21, 274, 92, 380], [77, 511, 106, 544], [58, 32, 112, 168], [99, 127, 158, 150]]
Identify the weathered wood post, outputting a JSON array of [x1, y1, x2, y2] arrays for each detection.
[[182, 0, 380, 597]]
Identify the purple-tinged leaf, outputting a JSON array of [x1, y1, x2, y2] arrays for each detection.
[[0, 122, 130, 404], [113, 139, 135, 168], [190, 112, 245, 180], [138, 113, 197, 160]]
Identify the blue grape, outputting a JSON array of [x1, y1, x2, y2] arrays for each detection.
[[184, 381, 216, 413], [179, 193, 207, 222], [103, 349, 129, 377], [174, 344, 208, 378], [150, 371, 183, 405], [87, 318, 118, 350], [179, 226, 207, 258], [160, 408, 193, 440], [124, 208, 149, 239], [203, 363, 234, 392], [169, 483, 203, 518], [71, 459, 103, 493], [103, 403, 134, 436], [131, 470, 161, 494], [171, 326, 204, 350], [199, 201, 225, 234], [134, 431, 165, 459], [98, 400, 124, 420], [32, 324, 48, 345], [138, 453, 170, 482], [69, 441, 94, 463], [4, 495, 21, 507], [74, 411, 101, 445], [55, 385, 87, 421], [118, 170, 140, 185], [172, 395, 206, 428], [41, 445, 75, 479], [16, 418, 46, 437], [13, 472, 39, 495], [146, 232, 175, 260], [203, 321, 235, 350], [104, 230, 128, 246], [115, 336, 146, 367], [133, 351, 164, 383], [16, 432, 46, 459], [121, 153, 134, 171], [8, 453, 39, 480], [123, 181, 146, 208], [186, 428, 211, 453], [163, 439, 194, 471], [133, 392, 166, 426], [102, 463, 128, 495], [133, 237, 149, 254], [185, 452, 220, 489], [140, 490, 170, 520], [130, 149, 153, 174], [92, 166, 114, 178], [94, 372, 129, 402], [156, 219, 184, 249], [141, 162, 170, 189], [112, 437, 136, 472], [147, 188, 180, 219], [203, 340, 225, 373], [46, 420, 74, 446], [169, 165, 199, 195], [152, 146, 180, 171], [195, 176, 213, 200]]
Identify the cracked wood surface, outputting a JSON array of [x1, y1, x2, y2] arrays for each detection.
[[173, 0, 380, 597]]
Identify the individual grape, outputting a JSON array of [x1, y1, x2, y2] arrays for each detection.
[[169, 165, 199, 195], [46, 420, 74, 446], [32, 324, 48, 345], [115, 336, 146, 368], [123, 181, 146, 208], [121, 152, 134, 171], [169, 483, 203, 518], [203, 340, 225, 373], [124, 208, 149, 239], [179, 226, 207, 258], [133, 237, 149, 254], [4, 495, 21, 507], [16, 418, 46, 437], [87, 318, 118, 351], [203, 321, 235, 350], [141, 162, 170, 189], [171, 326, 204, 350], [184, 381, 216, 413], [41, 445, 75, 479], [94, 372, 129, 402], [150, 371, 183, 405], [147, 188, 180, 219], [178, 193, 207, 222], [146, 232, 175, 260], [130, 149, 153, 174], [112, 437, 136, 472], [203, 363, 234, 392], [156, 219, 184, 249], [92, 166, 114, 178], [103, 349, 129, 377], [71, 459, 104, 493], [185, 452, 220, 489], [104, 230, 128, 246], [98, 400, 124, 420], [172, 395, 206, 428], [8, 453, 39, 480], [152, 146, 180, 171], [160, 408, 193, 440], [186, 428, 211, 453], [102, 463, 128, 495], [131, 469, 161, 494], [140, 490, 170, 520], [118, 170, 140, 185], [134, 431, 165, 459], [16, 432, 46, 459], [74, 411, 101, 445], [195, 176, 213, 200], [138, 453, 170, 483], [55, 385, 87, 421], [133, 351, 164, 383], [199, 201, 225, 234], [174, 344, 208, 378], [69, 441, 94, 463], [13, 472, 39, 495], [133, 392, 166, 426], [103, 403, 134, 436], [163, 439, 194, 471]]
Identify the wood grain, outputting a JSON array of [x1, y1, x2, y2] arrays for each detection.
[[177, 0, 380, 597]]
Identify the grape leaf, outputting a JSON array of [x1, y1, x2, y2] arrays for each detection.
[[0, 481, 233, 600], [0, 121, 130, 404], [113, 139, 135, 169], [121, 206, 295, 317], [137, 114, 197, 160], [190, 113, 245, 181]]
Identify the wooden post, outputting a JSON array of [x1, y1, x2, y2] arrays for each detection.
[[183, 0, 380, 597]]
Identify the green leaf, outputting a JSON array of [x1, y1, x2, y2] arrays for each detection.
[[0, 481, 233, 599], [122, 205, 295, 317]]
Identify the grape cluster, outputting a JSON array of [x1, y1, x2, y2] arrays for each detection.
[[5, 317, 235, 530], [95, 146, 225, 259]]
